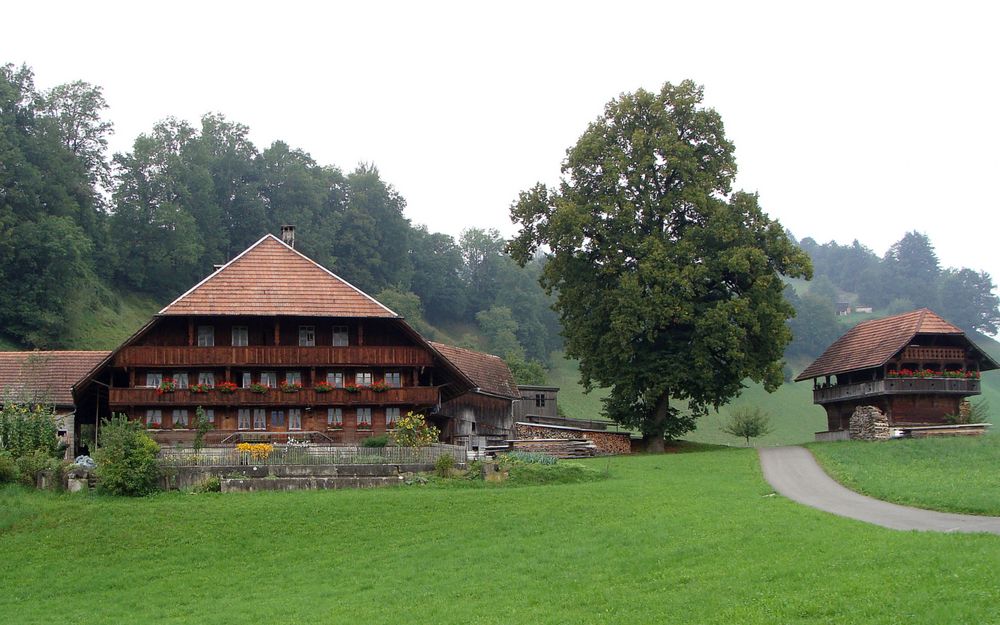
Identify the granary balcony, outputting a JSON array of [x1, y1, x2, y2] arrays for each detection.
[[112, 345, 434, 368], [108, 385, 441, 407], [813, 377, 981, 405]]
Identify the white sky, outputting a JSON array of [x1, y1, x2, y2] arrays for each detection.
[[6, 0, 1000, 291]]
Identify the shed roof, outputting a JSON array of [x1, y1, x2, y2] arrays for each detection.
[[795, 308, 991, 381], [160, 234, 398, 318], [430, 342, 520, 400], [0, 351, 110, 407]]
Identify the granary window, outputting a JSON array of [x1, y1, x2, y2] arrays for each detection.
[[238, 409, 251, 430], [285, 371, 302, 385], [356, 407, 372, 428], [355, 371, 373, 386], [145, 372, 163, 388], [198, 372, 215, 386], [326, 372, 344, 388], [253, 409, 266, 430], [145, 409, 162, 426], [241, 372, 252, 388], [197, 325, 215, 347], [289, 409, 302, 431], [173, 409, 189, 427], [386, 407, 400, 428], [385, 372, 402, 388], [299, 326, 316, 347], [535, 394, 546, 408], [204, 409, 215, 423], [271, 410, 285, 427], [232, 326, 248, 347], [327, 408, 343, 427], [174, 373, 189, 389], [332, 325, 349, 347], [260, 372, 277, 388]]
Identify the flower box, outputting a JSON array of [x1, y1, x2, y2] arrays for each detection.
[[248, 383, 269, 394], [215, 381, 238, 394], [369, 382, 390, 393], [190, 383, 212, 393], [344, 383, 363, 394], [156, 378, 176, 395], [280, 382, 303, 393], [314, 382, 335, 393]]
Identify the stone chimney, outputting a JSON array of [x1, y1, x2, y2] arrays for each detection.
[[281, 225, 295, 248]]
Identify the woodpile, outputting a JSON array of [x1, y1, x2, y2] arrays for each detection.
[[512, 422, 632, 455], [849, 406, 890, 441], [510, 438, 599, 459]]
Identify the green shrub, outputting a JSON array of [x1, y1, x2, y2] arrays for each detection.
[[192, 407, 212, 452], [506, 462, 604, 486], [434, 454, 456, 477], [0, 451, 18, 484], [15, 450, 56, 488], [192, 476, 221, 493], [361, 434, 389, 448], [0, 403, 59, 458], [94, 414, 161, 496], [466, 458, 485, 480], [390, 412, 439, 448], [503, 450, 557, 465], [721, 406, 773, 447]]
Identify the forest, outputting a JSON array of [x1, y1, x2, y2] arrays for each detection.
[[2, 62, 999, 382]]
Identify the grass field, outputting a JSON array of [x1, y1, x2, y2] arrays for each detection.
[[4, 451, 1000, 624], [809, 435, 1000, 516]]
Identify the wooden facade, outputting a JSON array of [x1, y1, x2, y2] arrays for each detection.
[[796, 309, 998, 434], [73, 234, 476, 447]]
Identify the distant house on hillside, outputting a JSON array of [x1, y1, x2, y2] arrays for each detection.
[[796, 308, 997, 439], [0, 351, 109, 454], [854, 305, 873, 314], [835, 302, 852, 316]]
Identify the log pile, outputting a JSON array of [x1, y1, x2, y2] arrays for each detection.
[[849, 405, 890, 441], [513, 422, 632, 455], [510, 438, 599, 459]]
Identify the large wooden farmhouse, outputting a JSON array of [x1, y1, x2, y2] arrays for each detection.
[[796, 308, 997, 437], [67, 231, 517, 448]]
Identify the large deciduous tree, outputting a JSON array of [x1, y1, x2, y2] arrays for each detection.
[[509, 81, 811, 450]]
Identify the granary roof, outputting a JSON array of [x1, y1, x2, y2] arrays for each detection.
[[0, 351, 110, 407], [159, 234, 398, 318], [429, 342, 520, 400], [795, 308, 995, 381]]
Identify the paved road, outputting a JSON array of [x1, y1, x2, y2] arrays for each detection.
[[758, 446, 1000, 535]]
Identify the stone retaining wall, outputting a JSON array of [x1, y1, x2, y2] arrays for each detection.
[[159, 463, 434, 490]]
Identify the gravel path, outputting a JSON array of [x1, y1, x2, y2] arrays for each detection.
[[758, 446, 1000, 535]]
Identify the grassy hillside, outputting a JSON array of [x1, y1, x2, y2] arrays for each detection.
[[4, 452, 999, 624]]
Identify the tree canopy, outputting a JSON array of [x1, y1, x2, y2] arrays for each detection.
[[510, 81, 811, 449]]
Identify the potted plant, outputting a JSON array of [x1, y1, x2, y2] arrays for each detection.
[[344, 383, 362, 394], [191, 383, 212, 393], [370, 381, 390, 393], [215, 381, 238, 394], [156, 378, 175, 395], [315, 381, 335, 393], [249, 383, 269, 394], [280, 381, 302, 393]]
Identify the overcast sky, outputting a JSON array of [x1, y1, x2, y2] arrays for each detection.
[[6, 0, 999, 293]]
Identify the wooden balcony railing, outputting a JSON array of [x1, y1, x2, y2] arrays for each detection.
[[108, 386, 441, 407], [813, 378, 981, 404], [113, 345, 434, 368], [897, 346, 967, 362]]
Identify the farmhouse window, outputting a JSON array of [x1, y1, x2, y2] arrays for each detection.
[[174, 373, 189, 389], [357, 407, 372, 428], [173, 409, 189, 427], [299, 326, 316, 347], [332, 326, 349, 346], [253, 409, 266, 430], [327, 408, 343, 427], [386, 407, 400, 428], [238, 409, 251, 430], [241, 372, 252, 388], [285, 371, 302, 385], [198, 372, 215, 386], [289, 409, 302, 431], [197, 325, 215, 347], [145, 409, 162, 426], [326, 372, 344, 388], [385, 372, 401, 388], [271, 410, 285, 427], [204, 409, 215, 423], [145, 372, 163, 388], [355, 371, 373, 386], [535, 394, 546, 408], [260, 372, 276, 388], [232, 326, 248, 346]]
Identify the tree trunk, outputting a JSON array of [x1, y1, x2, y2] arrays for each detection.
[[642, 392, 670, 453]]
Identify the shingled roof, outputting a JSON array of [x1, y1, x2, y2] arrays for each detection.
[[795, 308, 980, 381], [0, 351, 110, 407], [430, 342, 520, 399], [160, 235, 398, 317]]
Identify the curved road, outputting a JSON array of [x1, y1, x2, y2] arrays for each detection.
[[758, 446, 1000, 535]]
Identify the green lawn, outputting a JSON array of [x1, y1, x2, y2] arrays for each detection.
[[4, 451, 1000, 624], [809, 435, 1000, 516]]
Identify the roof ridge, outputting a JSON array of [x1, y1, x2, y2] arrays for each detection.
[[429, 341, 505, 361], [159, 234, 273, 314]]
